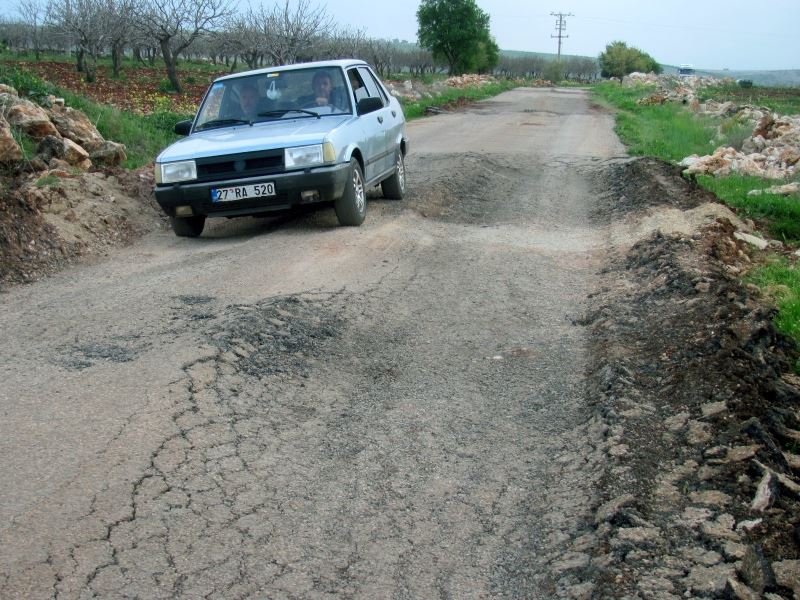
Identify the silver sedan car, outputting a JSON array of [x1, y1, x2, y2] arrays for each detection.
[[154, 59, 409, 237]]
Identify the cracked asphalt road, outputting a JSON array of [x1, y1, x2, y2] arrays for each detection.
[[0, 88, 625, 598]]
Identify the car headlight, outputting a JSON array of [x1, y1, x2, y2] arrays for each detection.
[[284, 144, 324, 169], [156, 160, 197, 184]]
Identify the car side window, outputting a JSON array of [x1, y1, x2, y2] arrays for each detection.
[[356, 67, 385, 107], [364, 69, 390, 104], [347, 68, 368, 105]]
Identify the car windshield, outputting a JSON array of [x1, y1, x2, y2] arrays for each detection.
[[194, 67, 352, 131]]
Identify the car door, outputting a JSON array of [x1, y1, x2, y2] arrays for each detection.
[[356, 66, 394, 179], [361, 67, 404, 173]]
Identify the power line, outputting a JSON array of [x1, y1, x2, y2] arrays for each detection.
[[550, 12, 573, 61]]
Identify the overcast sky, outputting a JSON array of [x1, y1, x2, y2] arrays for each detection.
[[325, 0, 799, 71]]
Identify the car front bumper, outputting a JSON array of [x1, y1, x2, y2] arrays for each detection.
[[154, 162, 350, 218]]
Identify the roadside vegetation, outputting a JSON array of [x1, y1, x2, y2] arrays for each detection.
[[0, 62, 190, 168], [594, 79, 800, 351]]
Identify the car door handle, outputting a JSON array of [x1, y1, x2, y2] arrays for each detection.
[[377, 116, 384, 124], [391, 110, 396, 117]]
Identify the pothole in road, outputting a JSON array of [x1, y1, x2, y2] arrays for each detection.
[[404, 152, 527, 224]]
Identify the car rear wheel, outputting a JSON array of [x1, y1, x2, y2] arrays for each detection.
[[335, 158, 366, 226], [381, 151, 405, 200], [170, 215, 206, 237]]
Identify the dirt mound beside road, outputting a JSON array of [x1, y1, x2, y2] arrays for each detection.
[[583, 158, 800, 599], [0, 166, 165, 287]]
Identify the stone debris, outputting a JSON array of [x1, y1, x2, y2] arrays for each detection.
[[747, 182, 800, 197], [754, 459, 800, 496], [689, 489, 731, 507], [725, 577, 760, 600], [680, 113, 800, 180], [623, 72, 800, 181], [772, 560, 800, 598], [623, 71, 734, 106], [595, 493, 637, 524], [739, 545, 776, 594], [0, 89, 126, 169], [1, 94, 60, 140], [0, 114, 23, 162], [444, 73, 496, 88], [733, 231, 769, 250], [751, 471, 777, 511], [684, 563, 736, 595]]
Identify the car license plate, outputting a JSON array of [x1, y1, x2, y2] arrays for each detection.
[[211, 182, 276, 202]]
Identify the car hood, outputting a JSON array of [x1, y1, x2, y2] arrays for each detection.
[[156, 115, 351, 163]]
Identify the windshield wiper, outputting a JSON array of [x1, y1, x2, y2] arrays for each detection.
[[196, 118, 250, 131], [258, 109, 321, 120]]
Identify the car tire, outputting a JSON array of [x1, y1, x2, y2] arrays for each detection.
[[335, 158, 366, 226], [170, 215, 206, 237], [381, 151, 405, 200]]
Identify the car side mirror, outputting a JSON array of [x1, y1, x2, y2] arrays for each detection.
[[356, 97, 383, 116], [174, 120, 192, 136]]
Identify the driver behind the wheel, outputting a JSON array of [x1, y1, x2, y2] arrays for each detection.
[[312, 71, 333, 106], [300, 71, 344, 110]]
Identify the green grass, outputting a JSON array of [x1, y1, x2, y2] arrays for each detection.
[[594, 80, 800, 355], [35, 173, 60, 187], [594, 82, 721, 160], [401, 80, 519, 120], [697, 175, 800, 242], [748, 258, 800, 348], [0, 63, 189, 169]]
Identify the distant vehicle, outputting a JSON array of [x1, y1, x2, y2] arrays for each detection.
[[678, 64, 695, 77], [154, 59, 408, 237]]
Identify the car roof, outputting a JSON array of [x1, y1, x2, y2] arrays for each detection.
[[213, 60, 370, 83]]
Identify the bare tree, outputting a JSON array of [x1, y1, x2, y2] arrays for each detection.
[[224, 8, 264, 69], [17, 0, 46, 59], [48, 0, 110, 81], [315, 25, 367, 60], [261, 0, 332, 65], [135, 0, 231, 92], [362, 38, 393, 78], [99, 0, 137, 78]]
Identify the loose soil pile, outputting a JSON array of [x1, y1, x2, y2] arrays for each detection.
[[583, 158, 800, 599], [0, 166, 164, 287]]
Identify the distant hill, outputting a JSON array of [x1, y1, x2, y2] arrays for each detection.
[[500, 49, 589, 62]]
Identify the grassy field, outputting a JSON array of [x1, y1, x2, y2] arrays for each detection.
[[594, 80, 800, 353]]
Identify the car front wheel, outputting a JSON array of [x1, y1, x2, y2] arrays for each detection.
[[381, 151, 405, 200], [170, 215, 206, 237], [335, 158, 366, 226]]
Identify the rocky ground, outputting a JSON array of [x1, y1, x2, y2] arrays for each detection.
[[580, 159, 800, 599]]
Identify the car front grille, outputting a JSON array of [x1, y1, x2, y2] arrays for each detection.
[[196, 150, 283, 181]]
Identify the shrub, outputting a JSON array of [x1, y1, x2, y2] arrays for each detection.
[[599, 41, 662, 78]]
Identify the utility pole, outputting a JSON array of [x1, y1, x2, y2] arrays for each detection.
[[550, 12, 573, 61]]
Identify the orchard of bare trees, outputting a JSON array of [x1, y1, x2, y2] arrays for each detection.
[[0, 0, 599, 91]]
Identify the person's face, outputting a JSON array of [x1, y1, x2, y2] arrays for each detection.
[[313, 75, 332, 98], [240, 88, 258, 114]]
